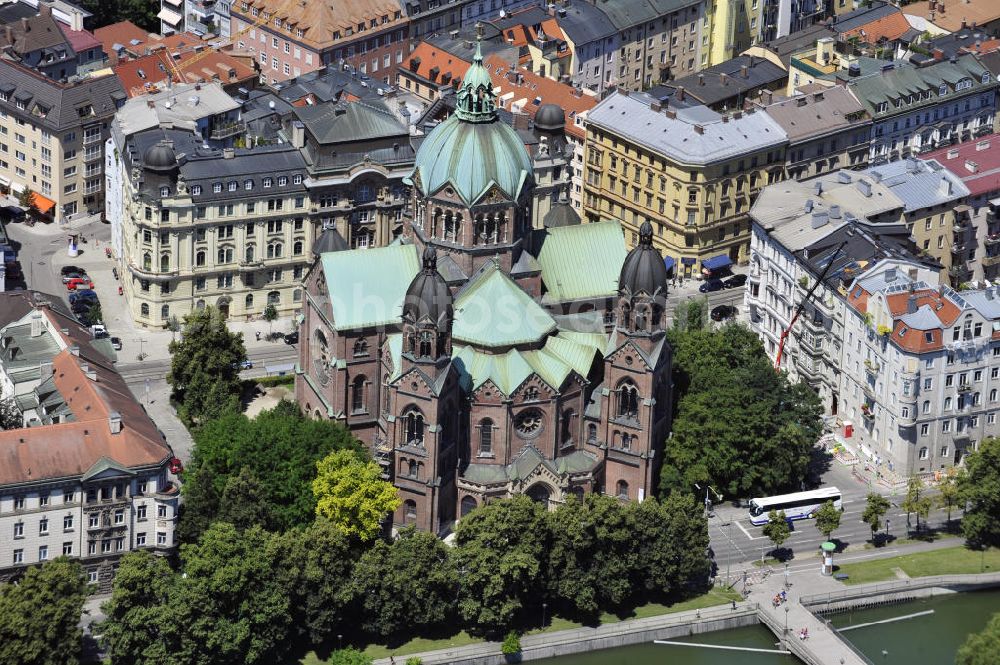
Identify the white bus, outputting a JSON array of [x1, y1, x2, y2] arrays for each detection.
[[748, 487, 842, 526]]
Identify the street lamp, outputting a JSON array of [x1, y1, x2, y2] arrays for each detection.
[[784, 605, 790, 638], [541, 602, 547, 628]]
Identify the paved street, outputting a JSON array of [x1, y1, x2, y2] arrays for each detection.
[[707, 456, 957, 584], [4, 217, 299, 463]]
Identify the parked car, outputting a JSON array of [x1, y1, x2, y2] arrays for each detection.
[[232, 359, 253, 370], [60, 265, 85, 276], [61, 271, 89, 284], [71, 303, 95, 316], [711, 305, 738, 322], [110, 337, 122, 351], [723, 274, 748, 289], [90, 324, 108, 339], [66, 277, 94, 290], [69, 290, 98, 304], [283, 331, 299, 345], [699, 278, 725, 293]]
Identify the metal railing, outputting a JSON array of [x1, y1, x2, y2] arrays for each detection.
[[799, 572, 1000, 608]]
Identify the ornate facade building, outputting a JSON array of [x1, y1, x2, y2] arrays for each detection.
[[296, 43, 673, 533]]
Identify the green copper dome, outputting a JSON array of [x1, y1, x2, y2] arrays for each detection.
[[407, 39, 532, 206]]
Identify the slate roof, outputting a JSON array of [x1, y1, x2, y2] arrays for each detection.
[[486, 5, 615, 48], [587, 91, 788, 166], [661, 56, 786, 108], [0, 8, 71, 55], [862, 158, 970, 211], [0, 59, 124, 131], [760, 86, 869, 142], [295, 99, 407, 143]]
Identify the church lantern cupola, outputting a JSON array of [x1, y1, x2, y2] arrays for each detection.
[[402, 246, 453, 362], [617, 221, 668, 335]]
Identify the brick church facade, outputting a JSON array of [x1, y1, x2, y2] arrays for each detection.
[[296, 42, 673, 533]]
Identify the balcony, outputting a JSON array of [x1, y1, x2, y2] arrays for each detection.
[[985, 234, 1000, 246], [127, 262, 178, 283], [982, 254, 1000, 267], [238, 260, 263, 273], [957, 383, 972, 393], [209, 121, 246, 140], [860, 404, 875, 421], [863, 359, 880, 374], [82, 132, 103, 146]]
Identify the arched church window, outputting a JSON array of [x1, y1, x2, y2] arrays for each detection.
[[617, 380, 639, 420], [479, 419, 493, 455], [616, 480, 629, 499], [403, 409, 425, 446]]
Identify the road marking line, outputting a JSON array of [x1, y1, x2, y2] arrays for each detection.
[[735, 521, 759, 540]]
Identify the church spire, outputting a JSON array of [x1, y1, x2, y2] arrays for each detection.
[[455, 25, 497, 123]]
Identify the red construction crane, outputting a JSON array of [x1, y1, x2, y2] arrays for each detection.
[[774, 229, 854, 370]]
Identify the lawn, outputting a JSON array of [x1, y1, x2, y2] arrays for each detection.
[[300, 587, 742, 662], [836, 546, 1000, 585]]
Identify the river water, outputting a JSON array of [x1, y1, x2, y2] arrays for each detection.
[[531, 589, 1000, 665]]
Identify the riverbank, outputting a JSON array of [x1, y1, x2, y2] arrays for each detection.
[[833, 546, 1000, 585]]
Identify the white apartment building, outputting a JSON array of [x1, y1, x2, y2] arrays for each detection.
[[0, 291, 177, 590]]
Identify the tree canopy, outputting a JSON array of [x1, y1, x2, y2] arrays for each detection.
[[100, 551, 176, 665], [178, 401, 360, 542], [814, 500, 841, 540], [77, 0, 159, 31], [0, 557, 88, 665], [862, 493, 890, 543], [662, 321, 823, 498], [167, 306, 246, 426], [960, 437, 1000, 548], [312, 449, 399, 541], [958, 612, 1000, 665]]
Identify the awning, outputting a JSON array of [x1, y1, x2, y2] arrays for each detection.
[[702, 254, 732, 271], [663, 256, 676, 272], [30, 192, 56, 215], [157, 7, 182, 25]]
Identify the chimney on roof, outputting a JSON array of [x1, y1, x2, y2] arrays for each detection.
[[676, 85, 685, 101], [811, 211, 829, 229], [939, 177, 953, 196], [720, 72, 729, 86], [857, 179, 872, 197], [698, 73, 705, 86], [987, 287, 995, 300], [761, 89, 773, 104], [223, 147, 235, 159], [796, 96, 807, 107], [814, 181, 823, 195], [20, 17, 28, 32], [665, 107, 677, 119], [30, 313, 43, 338], [722, 113, 729, 123], [962, 17, 968, 30], [693, 124, 704, 134], [650, 101, 661, 112], [829, 204, 842, 219], [741, 64, 749, 78], [804, 198, 814, 213], [108, 411, 122, 435], [290, 120, 304, 148], [907, 294, 918, 313]]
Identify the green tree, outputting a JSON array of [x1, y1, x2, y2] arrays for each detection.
[[100, 551, 176, 664], [814, 500, 842, 541], [170, 523, 293, 665], [76, 0, 159, 31], [312, 449, 399, 541], [181, 401, 359, 539], [901, 477, 932, 532], [957, 611, 1000, 665], [175, 465, 220, 545], [453, 496, 549, 636], [545, 494, 635, 618], [345, 528, 457, 638], [862, 493, 891, 544], [631, 493, 711, 598], [80, 301, 103, 327], [263, 303, 278, 335], [166, 315, 181, 341], [167, 306, 246, 426], [217, 466, 272, 531], [16, 187, 39, 219], [937, 468, 963, 524], [762, 510, 791, 557], [0, 396, 21, 430], [0, 557, 88, 665], [327, 648, 373, 665], [661, 325, 822, 499], [960, 437, 1000, 549], [672, 297, 709, 332], [276, 519, 359, 646]]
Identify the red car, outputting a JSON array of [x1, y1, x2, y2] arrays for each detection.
[[66, 277, 94, 290]]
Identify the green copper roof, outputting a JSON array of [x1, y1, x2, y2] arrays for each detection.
[[536, 221, 628, 302], [409, 116, 532, 206], [407, 39, 531, 206], [320, 244, 420, 330], [452, 331, 602, 396], [453, 262, 556, 348]]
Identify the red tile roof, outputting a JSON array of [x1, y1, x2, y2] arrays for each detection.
[[838, 10, 912, 43], [59, 25, 102, 54], [115, 44, 257, 97], [114, 52, 173, 98], [924, 134, 1000, 198], [93, 20, 150, 65], [904, 0, 1000, 33], [403, 41, 596, 139], [0, 306, 172, 486]]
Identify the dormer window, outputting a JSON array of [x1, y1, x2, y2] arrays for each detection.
[[876, 101, 888, 113], [160, 186, 169, 196], [957, 78, 972, 91], [939, 84, 948, 96], [263, 177, 273, 187], [228, 181, 238, 192], [213, 182, 222, 193], [191, 185, 202, 195], [277, 175, 288, 186], [983, 72, 992, 84]]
